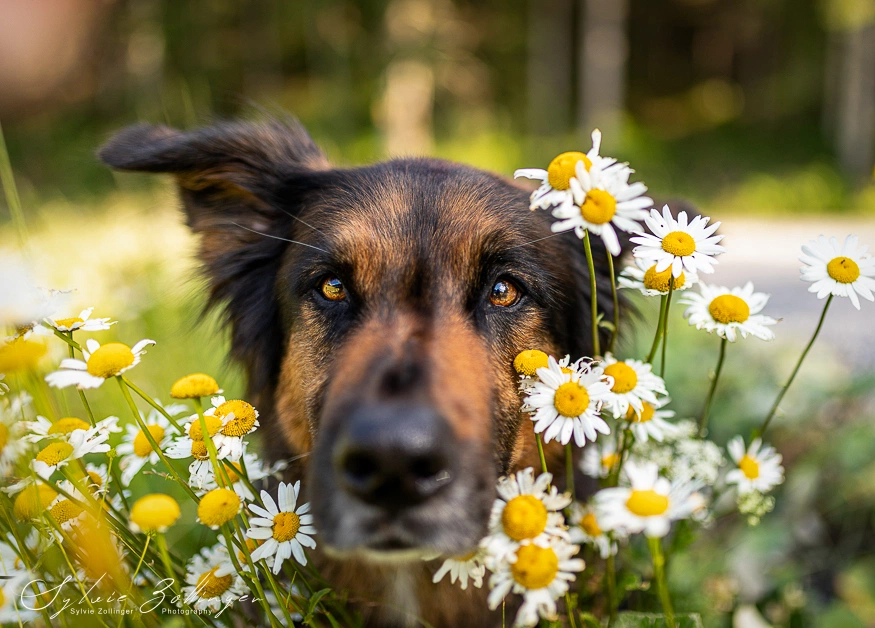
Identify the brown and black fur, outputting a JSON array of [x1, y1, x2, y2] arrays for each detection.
[[99, 118, 622, 626]]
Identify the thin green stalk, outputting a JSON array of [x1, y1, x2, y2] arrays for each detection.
[[156, 533, 193, 627], [565, 443, 575, 497], [565, 592, 578, 628], [122, 376, 183, 432], [660, 283, 674, 377], [647, 537, 675, 628], [582, 230, 601, 356], [606, 429, 631, 488], [3, 512, 56, 627], [0, 120, 28, 249], [759, 295, 833, 438], [220, 524, 283, 628], [535, 434, 548, 475], [606, 251, 620, 354], [605, 551, 618, 626], [646, 296, 668, 363], [698, 337, 728, 437], [192, 397, 232, 488]]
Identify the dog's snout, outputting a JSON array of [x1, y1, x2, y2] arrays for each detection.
[[333, 404, 455, 511]]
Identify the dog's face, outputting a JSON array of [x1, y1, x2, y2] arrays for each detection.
[[100, 120, 612, 561]]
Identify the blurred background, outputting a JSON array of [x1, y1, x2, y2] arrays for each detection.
[[1, 0, 874, 626]]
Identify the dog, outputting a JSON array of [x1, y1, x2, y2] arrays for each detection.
[[99, 118, 620, 626]]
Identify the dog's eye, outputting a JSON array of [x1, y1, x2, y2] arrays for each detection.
[[320, 276, 347, 301], [489, 278, 521, 307]]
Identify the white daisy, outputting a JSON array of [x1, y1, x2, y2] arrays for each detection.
[[524, 356, 612, 447], [799, 234, 875, 309], [45, 338, 155, 389], [725, 437, 784, 495], [0, 405, 26, 477], [30, 420, 116, 479], [487, 537, 585, 628], [567, 502, 618, 559], [246, 481, 316, 574], [83, 463, 110, 495], [116, 409, 182, 486], [601, 353, 667, 419], [682, 282, 777, 342], [165, 433, 218, 489], [618, 257, 698, 297], [550, 157, 652, 256], [594, 462, 702, 538], [623, 398, 677, 443], [181, 544, 247, 613], [631, 205, 725, 278], [579, 438, 621, 480], [45, 308, 115, 333], [0, 573, 38, 624], [481, 468, 571, 565], [200, 448, 287, 501], [429, 547, 487, 590], [47, 481, 88, 534]]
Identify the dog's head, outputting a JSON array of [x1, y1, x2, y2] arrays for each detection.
[[100, 119, 617, 561]]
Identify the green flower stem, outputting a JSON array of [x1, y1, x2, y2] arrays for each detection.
[[156, 533, 193, 627], [66, 335, 98, 428], [565, 443, 575, 497], [606, 251, 620, 355], [263, 565, 298, 627], [759, 294, 833, 439], [192, 397, 232, 489], [646, 296, 668, 363], [122, 376, 184, 432], [1, 513, 55, 627], [50, 327, 81, 351], [536, 434, 548, 475], [0, 120, 29, 248], [605, 428, 631, 488], [698, 337, 728, 437], [118, 535, 153, 628], [221, 524, 283, 628], [565, 592, 579, 628], [583, 230, 601, 357], [605, 550, 618, 626], [222, 457, 259, 499], [647, 536, 675, 628], [660, 283, 674, 377]]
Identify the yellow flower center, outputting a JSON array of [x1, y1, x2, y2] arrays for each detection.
[[188, 416, 223, 441], [602, 453, 620, 470], [553, 382, 590, 418], [511, 544, 559, 590], [86, 470, 104, 489], [198, 488, 241, 528], [643, 265, 685, 292], [0, 423, 8, 451], [86, 343, 135, 378], [661, 231, 696, 257], [238, 538, 261, 563], [739, 454, 760, 479], [48, 417, 91, 435], [36, 442, 74, 466], [191, 441, 210, 460], [827, 256, 860, 284], [0, 586, 5, 607], [195, 567, 233, 599], [626, 402, 656, 423], [170, 373, 220, 399], [625, 489, 670, 517], [708, 294, 750, 324], [53, 317, 84, 329], [547, 151, 592, 190], [216, 400, 257, 437], [130, 494, 181, 532], [13, 485, 58, 521], [604, 362, 638, 394], [272, 511, 301, 542], [133, 425, 166, 458], [0, 339, 47, 373], [501, 495, 548, 541], [581, 189, 617, 225], [224, 462, 243, 484], [50, 499, 84, 525], [581, 512, 603, 537], [513, 350, 549, 377]]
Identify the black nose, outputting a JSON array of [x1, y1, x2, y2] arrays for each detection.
[[333, 403, 455, 511]]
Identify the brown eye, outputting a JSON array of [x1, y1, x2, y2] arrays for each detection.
[[320, 276, 346, 301], [489, 279, 521, 307]]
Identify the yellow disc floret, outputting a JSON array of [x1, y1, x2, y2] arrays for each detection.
[[13, 485, 58, 521], [53, 317, 84, 329], [191, 441, 210, 460], [0, 339, 47, 373], [547, 152, 592, 190], [188, 416, 223, 441], [501, 495, 548, 541], [827, 256, 860, 284], [0, 423, 8, 451], [626, 402, 655, 423], [48, 417, 91, 435], [171, 373, 221, 399], [195, 567, 233, 599], [511, 544, 559, 590], [581, 512, 602, 537], [739, 454, 760, 479], [602, 453, 620, 470], [50, 499, 85, 525], [625, 489, 670, 517], [581, 189, 617, 225], [513, 350, 549, 377], [272, 511, 301, 542], [553, 382, 590, 417], [643, 265, 685, 292], [133, 425, 166, 458], [36, 442, 74, 466], [86, 343, 135, 378], [130, 494, 181, 532], [661, 231, 696, 257], [198, 488, 241, 528], [708, 294, 750, 324], [216, 400, 257, 437], [604, 362, 638, 394]]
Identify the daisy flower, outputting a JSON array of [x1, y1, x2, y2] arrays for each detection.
[[83, 463, 110, 495], [20, 415, 91, 444], [567, 502, 618, 559], [524, 356, 612, 446], [725, 437, 784, 495], [45, 338, 155, 389], [623, 398, 677, 443], [181, 544, 247, 613], [165, 433, 216, 488], [45, 307, 115, 333], [0, 573, 38, 624], [550, 157, 652, 256], [129, 494, 181, 534], [31, 421, 115, 479], [246, 481, 316, 574], [618, 257, 698, 297], [601, 353, 667, 419], [487, 538, 585, 628], [0, 406, 26, 477], [594, 462, 701, 538], [430, 547, 487, 590], [116, 409, 182, 486], [579, 439, 620, 479], [799, 234, 875, 309], [200, 448, 287, 500], [631, 205, 725, 278], [682, 282, 777, 342], [481, 468, 570, 565], [47, 481, 88, 534]]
